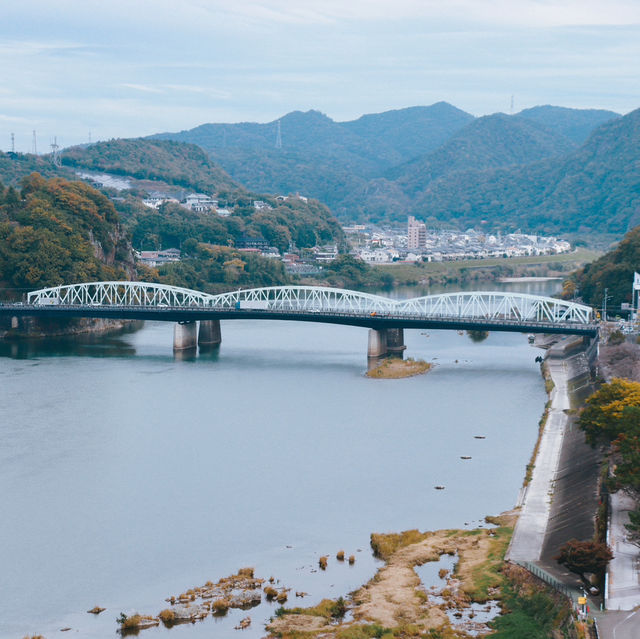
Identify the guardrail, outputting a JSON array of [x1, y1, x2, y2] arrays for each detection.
[[512, 560, 580, 603]]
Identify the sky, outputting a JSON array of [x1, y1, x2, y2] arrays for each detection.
[[1, 0, 639, 151]]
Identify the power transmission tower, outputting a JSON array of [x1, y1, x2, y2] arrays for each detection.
[[275, 120, 282, 149], [50, 136, 61, 167], [10, 132, 15, 153], [32, 130, 37, 155]]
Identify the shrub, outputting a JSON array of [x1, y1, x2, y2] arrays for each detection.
[[276, 591, 288, 604], [609, 330, 625, 345], [336, 550, 345, 561], [158, 609, 175, 625], [212, 599, 229, 615], [238, 567, 254, 578], [349, 555, 355, 564], [264, 586, 278, 600], [119, 614, 142, 630], [319, 555, 328, 570]]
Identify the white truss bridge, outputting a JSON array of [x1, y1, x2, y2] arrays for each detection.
[[23, 281, 594, 328]]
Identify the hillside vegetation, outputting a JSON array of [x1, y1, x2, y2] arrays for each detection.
[[567, 225, 640, 309], [62, 138, 240, 195], [418, 107, 640, 236], [0, 174, 130, 295], [0, 173, 297, 298], [151, 102, 632, 237]]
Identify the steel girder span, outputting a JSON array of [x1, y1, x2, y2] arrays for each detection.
[[25, 282, 593, 324]]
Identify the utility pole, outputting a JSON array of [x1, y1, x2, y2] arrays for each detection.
[[603, 287, 609, 321]]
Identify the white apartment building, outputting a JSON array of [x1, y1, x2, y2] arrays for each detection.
[[407, 216, 427, 250]]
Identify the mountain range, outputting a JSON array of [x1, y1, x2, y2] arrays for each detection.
[[152, 102, 638, 238]]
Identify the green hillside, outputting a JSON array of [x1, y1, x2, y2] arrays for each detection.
[[62, 138, 240, 195], [568, 225, 640, 309], [517, 105, 619, 145], [149, 103, 623, 234], [150, 103, 475, 217], [0, 174, 131, 295], [413, 107, 640, 236], [388, 114, 576, 192], [48, 138, 345, 251]]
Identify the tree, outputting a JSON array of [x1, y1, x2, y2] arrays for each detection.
[[555, 539, 613, 579], [578, 379, 640, 446]]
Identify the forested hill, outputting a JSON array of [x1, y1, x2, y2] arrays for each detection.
[[0, 139, 345, 251], [387, 113, 577, 190], [149, 103, 476, 217], [0, 174, 131, 295], [516, 105, 619, 145], [150, 103, 625, 234], [567, 225, 640, 309], [0, 174, 294, 297], [62, 138, 241, 196], [413, 106, 640, 236]]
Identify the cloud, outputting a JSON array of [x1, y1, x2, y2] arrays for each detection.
[[210, 0, 640, 27]]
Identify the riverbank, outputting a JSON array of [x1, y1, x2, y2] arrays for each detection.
[[0, 315, 141, 340], [374, 249, 599, 288]]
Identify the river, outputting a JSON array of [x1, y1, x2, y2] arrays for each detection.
[[0, 281, 558, 638]]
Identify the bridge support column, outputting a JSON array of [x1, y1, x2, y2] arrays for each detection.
[[173, 321, 197, 351], [198, 320, 221, 347], [368, 329, 388, 358], [386, 328, 406, 356]]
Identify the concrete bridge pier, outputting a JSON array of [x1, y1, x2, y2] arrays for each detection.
[[173, 321, 198, 351], [368, 329, 388, 358], [386, 328, 406, 356], [198, 319, 221, 347]]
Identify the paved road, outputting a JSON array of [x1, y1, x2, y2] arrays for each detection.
[[607, 491, 640, 611], [596, 609, 640, 639]]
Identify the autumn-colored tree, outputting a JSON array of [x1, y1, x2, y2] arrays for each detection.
[[555, 539, 613, 578], [578, 378, 640, 446]]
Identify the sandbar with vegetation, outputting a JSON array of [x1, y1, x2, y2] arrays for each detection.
[[366, 358, 432, 379], [266, 512, 579, 638]]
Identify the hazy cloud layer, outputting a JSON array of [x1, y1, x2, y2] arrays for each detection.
[[1, 0, 639, 150]]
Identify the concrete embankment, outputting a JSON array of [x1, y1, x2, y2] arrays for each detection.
[[507, 337, 599, 567]]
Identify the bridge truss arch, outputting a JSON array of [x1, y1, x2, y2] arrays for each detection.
[[26, 281, 218, 307], [395, 291, 592, 324], [25, 282, 594, 327], [206, 285, 398, 313]]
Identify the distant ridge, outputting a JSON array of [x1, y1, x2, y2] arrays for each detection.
[[516, 105, 619, 145]]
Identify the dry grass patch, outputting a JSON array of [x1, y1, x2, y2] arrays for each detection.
[[370, 529, 433, 561], [366, 358, 431, 380]]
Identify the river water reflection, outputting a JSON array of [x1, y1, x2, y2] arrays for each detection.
[[1, 281, 558, 638]]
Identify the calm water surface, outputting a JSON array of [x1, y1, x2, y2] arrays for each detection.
[[1, 281, 557, 638]]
